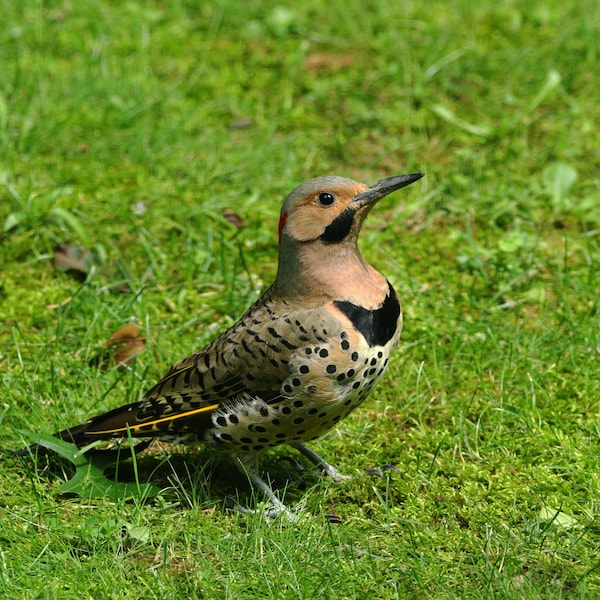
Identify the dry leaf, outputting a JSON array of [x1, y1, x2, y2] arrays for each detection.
[[304, 52, 355, 73], [222, 209, 245, 228], [53, 244, 94, 280], [90, 324, 146, 370]]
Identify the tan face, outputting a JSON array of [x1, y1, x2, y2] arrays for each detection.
[[279, 178, 369, 243]]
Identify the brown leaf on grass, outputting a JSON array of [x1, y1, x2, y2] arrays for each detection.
[[304, 52, 355, 73], [90, 324, 146, 370], [222, 209, 245, 228], [53, 244, 94, 280]]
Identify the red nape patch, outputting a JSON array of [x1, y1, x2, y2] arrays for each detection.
[[278, 211, 288, 244]]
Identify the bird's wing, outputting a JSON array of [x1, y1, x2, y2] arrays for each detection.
[[89, 289, 338, 438]]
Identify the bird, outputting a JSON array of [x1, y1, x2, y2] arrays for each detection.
[[20, 172, 424, 516]]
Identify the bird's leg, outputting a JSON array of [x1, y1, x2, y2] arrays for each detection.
[[233, 455, 294, 519], [291, 443, 352, 482]]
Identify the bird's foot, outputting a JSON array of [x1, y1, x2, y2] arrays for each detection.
[[364, 463, 401, 478], [233, 456, 301, 521], [226, 496, 298, 521], [290, 443, 352, 482]]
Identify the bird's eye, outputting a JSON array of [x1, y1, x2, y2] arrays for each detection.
[[317, 192, 336, 206]]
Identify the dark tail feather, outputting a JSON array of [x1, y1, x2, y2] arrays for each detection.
[[14, 401, 151, 458], [14, 398, 216, 458]]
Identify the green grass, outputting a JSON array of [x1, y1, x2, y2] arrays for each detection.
[[1, 0, 599, 597]]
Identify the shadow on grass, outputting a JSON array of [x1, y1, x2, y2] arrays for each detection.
[[15, 432, 313, 512]]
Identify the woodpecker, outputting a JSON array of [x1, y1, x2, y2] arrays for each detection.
[[22, 172, 424, 516]]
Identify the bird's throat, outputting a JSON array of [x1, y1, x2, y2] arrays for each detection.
[[275, 241, 389, 309]]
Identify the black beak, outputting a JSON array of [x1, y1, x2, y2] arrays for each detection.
[[353, 173, 424, 207]]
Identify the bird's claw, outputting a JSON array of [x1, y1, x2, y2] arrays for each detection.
[[364, 464, 401, 478], [277, 455, 311, 474], [225, 495, 298, 521], [277, 455, 351, 482]]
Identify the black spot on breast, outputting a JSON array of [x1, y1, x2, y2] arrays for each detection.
[[334, 282, 400, 347]]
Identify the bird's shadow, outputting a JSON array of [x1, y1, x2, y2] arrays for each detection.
[[19, 439, 315, 511]]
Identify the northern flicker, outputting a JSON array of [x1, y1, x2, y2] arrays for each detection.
[[21, 172, 424, 516]]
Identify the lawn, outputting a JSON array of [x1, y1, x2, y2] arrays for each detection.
[[1, 1, 599, 598]]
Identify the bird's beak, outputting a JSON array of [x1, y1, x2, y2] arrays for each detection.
[[353, 173, 424, 208]]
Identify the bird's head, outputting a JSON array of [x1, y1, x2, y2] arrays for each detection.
[[274, 173, 424, 302], [278, 173, 424, 246]]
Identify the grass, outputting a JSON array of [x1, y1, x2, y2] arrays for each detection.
[[1, 0, 599, 597]]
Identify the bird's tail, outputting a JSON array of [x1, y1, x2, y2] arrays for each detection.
[[14, 398, 215, 457], [14, 401, 149, 457]]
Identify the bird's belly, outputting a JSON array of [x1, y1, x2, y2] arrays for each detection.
[[205, 344, 392, 452]]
